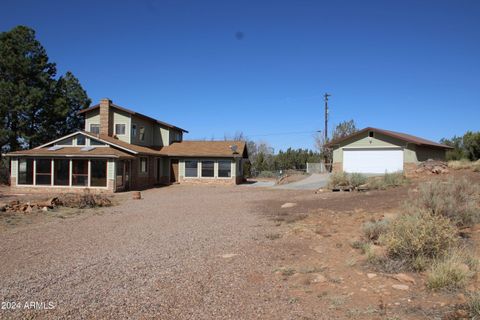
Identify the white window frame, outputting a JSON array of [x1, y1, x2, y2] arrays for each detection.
[[184, 160, 199, 178], [217, 160, 232, 178], [15, 158, 109, 190]]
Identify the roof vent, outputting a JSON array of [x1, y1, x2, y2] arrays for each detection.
[[48, 145, 63, 151], [81, 146, 95, 152], [230, 144, 238, 153]]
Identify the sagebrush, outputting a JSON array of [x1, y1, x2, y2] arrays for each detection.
[[381, 212, 457, 263], [408, 178, 480, 227]]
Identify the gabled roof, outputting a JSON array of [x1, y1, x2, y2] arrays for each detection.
[[324, 127, 453, 149], [159, 140, 248, 158], [78, 102, 188, 133], [7, 146, 134, 158], [6, 131, 248, 159]]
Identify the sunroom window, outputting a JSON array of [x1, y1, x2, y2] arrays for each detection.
[[90, 160, 107, 187], [35, 159, 52, 185], [54, 159, 69, 186], [18, 159, 33, 185], [72, 160, 88, 186]]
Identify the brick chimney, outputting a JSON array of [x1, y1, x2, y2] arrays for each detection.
[[99, 98, 113, 136]]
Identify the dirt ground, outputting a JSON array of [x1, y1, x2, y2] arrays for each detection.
[[0, 171, 479, 319]]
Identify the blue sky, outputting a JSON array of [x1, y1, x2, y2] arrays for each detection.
[[1, 0, 479, 152]]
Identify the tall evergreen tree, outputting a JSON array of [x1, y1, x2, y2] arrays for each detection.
[[0, 25, 56, 150], [0, 26, 90, 151]]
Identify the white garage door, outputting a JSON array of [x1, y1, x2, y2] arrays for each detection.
[[343, 148, 404, 174]]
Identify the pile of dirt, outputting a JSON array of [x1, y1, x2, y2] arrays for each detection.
[[58, 193, 112, 209], [415, 159, 449, 175], [0, 193, 112, 213]]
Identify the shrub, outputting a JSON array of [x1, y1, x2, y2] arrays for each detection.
[[362, 219, 390, 241], [328, 172, 350, 187], [426, 251, 474, 291], [381, 212, 457, 262], [448, 159, 474, 170], [409, 178, 480, 227], [349, 173, 367, 188], [367, 172, 407, 190], [467, 292, 480, 318]]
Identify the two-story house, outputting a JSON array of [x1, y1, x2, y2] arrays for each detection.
[[7, 98, 248, 193]]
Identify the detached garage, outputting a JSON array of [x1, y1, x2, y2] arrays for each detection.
[[326, 127, 452, 175]]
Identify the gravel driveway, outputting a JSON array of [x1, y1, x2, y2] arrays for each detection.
[[0, 186, 306, 319]]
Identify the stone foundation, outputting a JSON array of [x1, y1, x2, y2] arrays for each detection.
[[178, 177, 237, 185], [9, 178, 116, 194]]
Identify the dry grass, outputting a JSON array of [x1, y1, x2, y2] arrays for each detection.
[[448, 159, 480, 171], [408, 178, 480, 227], [382, 212, 457, 261], [367, 172, 407, 190], [362, 219, 390, 242], [467, 292, 480, 318], [426, 250, 476, 291]]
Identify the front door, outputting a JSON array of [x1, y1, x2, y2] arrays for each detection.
[[170, 159, 179, 183]]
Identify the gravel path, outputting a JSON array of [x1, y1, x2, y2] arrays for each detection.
[[0, 186, 306, 319]]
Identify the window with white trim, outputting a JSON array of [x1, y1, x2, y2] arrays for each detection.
[[72, 160, 88, 186], [201, 161, 214, 177], [54, 159, 69, 186], [18, 158, 33, 185], [185, 160, 198, 177], [76, 135, 86, 146], [90, 160, 107, 187], [218, 160, 231, 178], [35, 159, 52, 185]]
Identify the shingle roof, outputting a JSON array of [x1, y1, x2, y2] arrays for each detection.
[[159, 141, 248, 158], [325, 127, 453, 149], [7, 146, 135, 158], [85, 131, 161, 155], [78, 103, 188, 133]]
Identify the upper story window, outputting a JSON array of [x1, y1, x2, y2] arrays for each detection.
[[139, 126, 145, 141], [115, 124, 126, 135], [76, 135, 86, 146], [131, 124, 137, 138], [55, 137, 73, 145], [368, 131, 374, 138], [173, 132, 182, 142], [90, 124, 100, 134]]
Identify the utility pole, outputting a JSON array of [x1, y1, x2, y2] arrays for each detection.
[[324, 93, 331, 141]]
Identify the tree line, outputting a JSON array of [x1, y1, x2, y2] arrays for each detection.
[[441, 131, 480, 161], [241, 120, 358, 176], [0, 25, 90, 152]]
